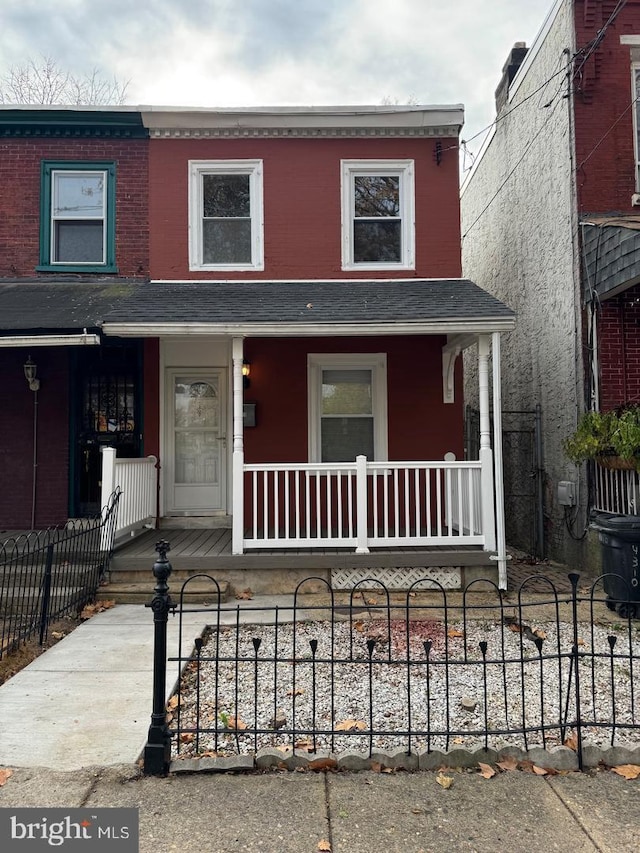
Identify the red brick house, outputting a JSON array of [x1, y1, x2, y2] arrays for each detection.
[[0, 105, 514, 590]]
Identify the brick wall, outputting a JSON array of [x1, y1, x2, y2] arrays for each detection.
[[574, 0, 640, 214], [598, 283, 640, 409], [0, 348, 70, 528], [149, 136, 461, 280], [0, 138, 149, 279]]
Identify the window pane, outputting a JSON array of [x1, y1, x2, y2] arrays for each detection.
[[54, 221, 104, 262], [353, 220, 401, 262], [203, 174, 250, 217], [354, 175, 399, 217], [203, 219, 252, 264], [321, 417, 374, 462], [53, 173, 104, 218], [322, 369, 372, 415]]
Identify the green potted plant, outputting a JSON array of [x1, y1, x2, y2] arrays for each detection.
[[563, 405, 640, 470]]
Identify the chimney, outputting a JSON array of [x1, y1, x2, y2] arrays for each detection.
[[495, 42, 529, 114]]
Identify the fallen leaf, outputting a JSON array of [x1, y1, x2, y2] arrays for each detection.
[[612, 764, 640, 780], [452, 737, 465, 745], [167, 694, 179, 711], [370, 762, 382, 773], [496, 756, 518, 772], [79, 600, 115, 620], [354, 620, 365, 632], [532, 765, 548, 776], [478, 763, 496, 779], [508, 623, 522, 634], [50, 631, 65, 640], [308, 758, 338, 771], [226, 717, 248, 731], [180, 733, 194, 744], [447, 629, 464, 639], [0, 769, 13, 786], [366, 598, 377, 605], [295, 739, 313, 751], [336, 719, 367, 732], [382, 767, 395, 774], [533, 628, 547, 640], [235, 588, 253, 600], [564, 733, 579, 752], [577, 638, 586, 647], [286, 688, 305, 697], [317, 841, 331, 852], [436, 773, 453, 789]]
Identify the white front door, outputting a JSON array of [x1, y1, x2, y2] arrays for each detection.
[[166, 371, 226, 514]]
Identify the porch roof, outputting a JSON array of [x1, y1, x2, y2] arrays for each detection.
[[0, 279, 515, 339]]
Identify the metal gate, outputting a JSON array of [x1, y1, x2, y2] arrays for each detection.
[[465, 405, 544, 557]]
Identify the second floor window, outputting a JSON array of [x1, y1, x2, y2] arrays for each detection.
[[634, 65, 640, 189], [189, 160, 264, 271], [341, 159, 415, 270], [39, 161, 116, 272]]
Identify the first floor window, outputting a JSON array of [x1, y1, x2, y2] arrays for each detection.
[[308, 354, 388, 462], [341, 159, 415, 270], [189, 160, 264, 270], [39, 161, 116, 271]]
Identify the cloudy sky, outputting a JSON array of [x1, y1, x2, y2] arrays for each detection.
[[1, 0, 554, 158]]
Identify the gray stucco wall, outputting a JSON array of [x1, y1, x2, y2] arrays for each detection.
[[461, 0, 589, 566]]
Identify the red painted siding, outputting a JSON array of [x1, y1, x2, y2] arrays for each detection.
[[242, 336, 463, 464], [0, 348, 69, 528], [149, 136, 461, 280], [0, 138, 149, 278]]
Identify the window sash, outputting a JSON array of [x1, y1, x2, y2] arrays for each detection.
[[189, 160, 264, 271]]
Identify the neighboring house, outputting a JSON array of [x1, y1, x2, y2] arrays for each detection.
[[461, 0, 640, 568], [0, 104, 515, 589]]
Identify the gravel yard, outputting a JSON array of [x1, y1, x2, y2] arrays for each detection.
[[172, 614, 640, 759]]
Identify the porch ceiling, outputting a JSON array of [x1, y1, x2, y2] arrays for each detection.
[[0, 279, 514, 339]]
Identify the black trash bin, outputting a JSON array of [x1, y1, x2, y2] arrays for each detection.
[[592, 512, 640, 618]]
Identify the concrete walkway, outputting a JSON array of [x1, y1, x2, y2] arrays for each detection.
[[1, 602, 640, 851]]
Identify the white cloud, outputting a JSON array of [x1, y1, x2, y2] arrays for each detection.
[[0, 0, 554, 151]]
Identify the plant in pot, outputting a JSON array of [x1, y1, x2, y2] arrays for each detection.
[[563, 405, 640, 470]]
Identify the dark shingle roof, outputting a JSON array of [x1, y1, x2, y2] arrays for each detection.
[[0, 279, 514, 334]]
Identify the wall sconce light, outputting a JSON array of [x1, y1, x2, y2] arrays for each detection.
[[24, 356, 40, 392], [242, 360, 251, 389]]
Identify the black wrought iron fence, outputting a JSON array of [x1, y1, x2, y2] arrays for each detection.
[[143, 542, 640, 774], [0, 488, 121, 659]]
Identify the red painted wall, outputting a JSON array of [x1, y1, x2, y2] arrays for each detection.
[[598, 284, 640, 410], [149, 136, 461, 280], [242, 336, 463, 464], [574, 0, 640, 214], [0, 348, 69, 528], [0, 138, 149, 278]]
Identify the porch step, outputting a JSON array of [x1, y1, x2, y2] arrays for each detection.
[[96, 578, 230, 605]]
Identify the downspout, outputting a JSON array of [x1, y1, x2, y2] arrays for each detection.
[[492, 331, 509, 589]]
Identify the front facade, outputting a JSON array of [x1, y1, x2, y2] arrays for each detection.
[[0, 104, 514, 587], [461, 0, 640, 567]]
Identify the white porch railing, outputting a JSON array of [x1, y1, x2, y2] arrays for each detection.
[[242, 456, 485, 552], [593, 463, 640, 516], [100, 447, 158, 542]]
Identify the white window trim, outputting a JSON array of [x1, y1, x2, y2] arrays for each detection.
[[51, 169, 108, 265], [188, 159, 264, 271], [632, 64, 640, 191], [307, 353, 388, 463], [340, 159, 415, 271]]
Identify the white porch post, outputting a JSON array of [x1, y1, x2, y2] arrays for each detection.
[[355, 454, 370, 554], [100, 446, 117, 551], [478, 336, 496, 551], [492, 331, 508, 589], [231, 337, 245, 555]]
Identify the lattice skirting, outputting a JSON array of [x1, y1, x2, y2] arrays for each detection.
[[330, 566, 462, 590]]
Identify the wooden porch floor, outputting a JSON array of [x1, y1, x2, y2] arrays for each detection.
[[111, 526, 495, 572]]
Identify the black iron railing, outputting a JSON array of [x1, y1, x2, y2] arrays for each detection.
[[144, 543, 640, 774], [0, 488, 120, 659]]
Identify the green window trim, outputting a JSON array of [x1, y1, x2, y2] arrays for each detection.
[[38, 160, 118, 273]]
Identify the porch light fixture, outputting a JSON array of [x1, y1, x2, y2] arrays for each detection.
[[23, 356, 40, 392], [242, 360, 251, 389]]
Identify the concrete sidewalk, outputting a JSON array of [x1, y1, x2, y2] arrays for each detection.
[[1, 763, 639, 852]]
